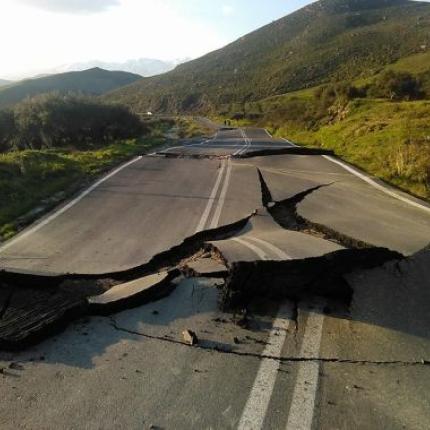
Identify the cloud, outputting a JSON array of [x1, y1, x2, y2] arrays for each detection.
[[222, 5, 235, 16], [15, 0, 120, 14]]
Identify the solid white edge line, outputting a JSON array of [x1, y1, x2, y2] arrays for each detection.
[[209, 159, 233, 229], [238, 303, 292, 430], [264, 129, 273, 138], [280, 137, 298, 147], [322, 155, 430, 214], [194, 160, 226, 233], [285, 303, 325, 430], [0, 156, 143, 253], [245, 236, 292, 260]]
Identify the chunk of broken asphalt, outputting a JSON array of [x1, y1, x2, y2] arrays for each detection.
[[182, 330, 199, 346]]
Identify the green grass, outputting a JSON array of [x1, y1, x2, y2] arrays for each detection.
[[0, 137, 163, 241], [175, 117, 214, 139], [217, 90, 430, 201], [270, 99, 430, 200]]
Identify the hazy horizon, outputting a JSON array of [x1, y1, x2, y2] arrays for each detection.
[[1, 0, 314, 80]]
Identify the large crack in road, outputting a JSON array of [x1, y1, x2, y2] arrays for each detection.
[[0, 147, 424, 352]]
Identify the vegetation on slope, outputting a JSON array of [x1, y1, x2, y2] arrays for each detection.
[[222, 69, 430, 200], [0, 68, 142, 109], [0, 80, 11, 88], [0, 93, 144, 152], [0, 93, 171, 241], [106, 0, 430, 113], [0, 138, 162, 241]]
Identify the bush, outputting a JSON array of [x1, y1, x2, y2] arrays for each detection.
[[368, 71, 423, 100], [0, 92, 146, 152], [0, 110, 16, 152]]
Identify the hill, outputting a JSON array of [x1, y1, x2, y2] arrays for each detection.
[[106, 0, 430, 113], [50, 58, 183, 78], [0, 79, 11, 88], [0, 68, 142, 109]]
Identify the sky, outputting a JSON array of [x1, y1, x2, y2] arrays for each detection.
[[0, 0, 314, 79]]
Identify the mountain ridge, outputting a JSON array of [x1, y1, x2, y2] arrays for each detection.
[[0, 68, 142, 109], [105, 0, 430, 113], [0, 79, 12, 88]]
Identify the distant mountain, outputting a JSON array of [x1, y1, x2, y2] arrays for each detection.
[[52, 58, 186, 78], [0, 68, 142, 109], [106, 0, 430, 113], [0, 79, 12, 88]]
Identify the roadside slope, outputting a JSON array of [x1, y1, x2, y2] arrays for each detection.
[[105, 0, 430, 112]]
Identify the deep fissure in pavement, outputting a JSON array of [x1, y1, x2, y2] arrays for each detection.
[[0, 155, 407, 350], [221, 248, 402, 309], [257, 171, 375, 249]]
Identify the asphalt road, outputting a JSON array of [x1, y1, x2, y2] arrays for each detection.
[[1, 126, 430, 429]]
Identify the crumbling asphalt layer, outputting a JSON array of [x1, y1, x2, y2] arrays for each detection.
[[0, 149, 411, 350]]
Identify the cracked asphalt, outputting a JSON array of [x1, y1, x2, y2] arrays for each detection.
[[1, 126, 430, 429]]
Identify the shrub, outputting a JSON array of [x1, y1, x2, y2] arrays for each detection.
[[368, 71, 423, 100], [0, 92, 146, 152]]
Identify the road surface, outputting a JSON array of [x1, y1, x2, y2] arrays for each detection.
[[1, 127, 430, 429]]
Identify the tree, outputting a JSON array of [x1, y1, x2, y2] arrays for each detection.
[[3, 92, 145, 151], [0, 109, 16, 152]]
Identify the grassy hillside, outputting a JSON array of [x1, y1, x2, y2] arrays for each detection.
[[0, 80, 11, 88], [222, 79, 430, 200], [0, 68, 142, 109], [106, 0, 430, 113], [275, 100, 429, 199]]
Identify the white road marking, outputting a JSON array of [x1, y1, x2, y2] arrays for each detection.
[[195, 160, 227, 233], [231, 237, 270, 260], [209, 159, 233, 229], [161, 135, 215, 153], [264, 129, 273, 138], [322, 155, 430, 214], [245, 236, 292, 260], [280, 137, 298, 147], [286, 303, 325, 430], [234, 129, 251, 156], [0, 156, 143, 253], [238, 303, 292, 430]]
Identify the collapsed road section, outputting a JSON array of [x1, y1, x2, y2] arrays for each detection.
[[0, 129, 429, 352], [0, 190, 403, 349]]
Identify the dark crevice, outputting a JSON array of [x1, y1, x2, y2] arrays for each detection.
[[234, 148, 335, 158], [0, 213, 252, 289], [0, 214, 253, 350], [257, 168, 273, 207], [157, 153, 227, 160], [292, 299, 299, 334], [221, 248, 403, 310], [0, 290, 13, 320], [258, 171, 377, 249], [111, 319, 429, 367]]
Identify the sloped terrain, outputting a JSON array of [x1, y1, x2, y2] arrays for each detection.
[[0, 68, 142, 109], [106, 0, 430, 112]]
